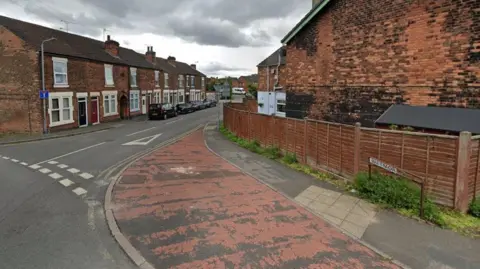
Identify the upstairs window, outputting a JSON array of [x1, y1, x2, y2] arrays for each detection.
[[164, 73, 169, 88], [104, 64, 114, 86], [154, 70, 159, 87], [201, 77, 205, 88], [130, 67, 137, 87], [190, 76, 195, 88], [53, 57, 68, 87], [178, 75, 184, 88]]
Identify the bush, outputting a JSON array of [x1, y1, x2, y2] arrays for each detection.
[[355, 172, 443, 225], [469, 198, 480, 218], [263, 146, 281, 159], [283, 152, 298, 164]]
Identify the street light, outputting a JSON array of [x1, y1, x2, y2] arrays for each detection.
[[41, 37, 56, 134]]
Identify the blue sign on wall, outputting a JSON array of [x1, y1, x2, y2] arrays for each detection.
[[39, 90, 49, 99]]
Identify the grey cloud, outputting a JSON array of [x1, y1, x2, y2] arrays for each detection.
[[12, 0, 309, 47], [201, 62, 250, 75]]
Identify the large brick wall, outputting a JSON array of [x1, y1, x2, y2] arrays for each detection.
[[286, 0, 480, 126], [0, 26, 42, 134], [258, 65, 286, 91]]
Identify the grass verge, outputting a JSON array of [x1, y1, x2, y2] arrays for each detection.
[[219, 123, 480, 238]]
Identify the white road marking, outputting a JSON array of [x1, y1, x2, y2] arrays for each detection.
[[11, 159, 19, 163], [3, 156, 10, 160], [58, 164, 69, 169], [29, 164, 41, 169], [79, 172, 94, 179], [166, 118, 183, 125], [126, 127, 156, 137], [49, 173, 63, 180], [72, 187, 88, 196], [34, 142, 106, 165], [20, 162, 28, 166], [39, 168, 52, 174], [68, 168, 80, 174], [122, 133, 162, 146], [59, 179, 75, 187], [48, 161, 59, 164]]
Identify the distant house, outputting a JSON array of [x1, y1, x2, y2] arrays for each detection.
[[375, 105, 480, 135], [257, 47, 286, 91], [214, 82, 231, 99]]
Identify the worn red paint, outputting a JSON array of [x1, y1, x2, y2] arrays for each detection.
[[112, 130, 399, 268]]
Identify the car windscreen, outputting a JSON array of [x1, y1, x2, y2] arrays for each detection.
[[149, 104, 161, 109]]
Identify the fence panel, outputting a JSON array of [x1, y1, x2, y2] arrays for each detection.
[[469, 139, 480, 200]]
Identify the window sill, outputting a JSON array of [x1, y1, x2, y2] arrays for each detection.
[[130, 85, 138, 88], [130, 108, 140, 112], [50, 119, 74, 127], [104, 112, 119, 117], [105, 85, 115, 88], [54, 84, 70, 88]]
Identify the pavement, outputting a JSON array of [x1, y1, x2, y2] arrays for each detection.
[[111, 128, 400, 268], [0, 106, 221, 269]]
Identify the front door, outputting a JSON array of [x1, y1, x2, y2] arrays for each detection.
[[141, 95, 147, 114], [91, 97, 99, 124], [78, 98, 88, 127]]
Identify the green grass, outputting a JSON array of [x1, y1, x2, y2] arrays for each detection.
[[219, 123, 480, 238]]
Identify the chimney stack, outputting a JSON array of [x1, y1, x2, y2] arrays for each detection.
[[190, 64, 196, 70], [312, 0, 322, 8], [104, 35, 120, 56], [167, 56, 176, 66], [145, 46, 156, 64]]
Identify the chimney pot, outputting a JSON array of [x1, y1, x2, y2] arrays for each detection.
[[190, 64, 196, 69], [107, 35, 111, 40]]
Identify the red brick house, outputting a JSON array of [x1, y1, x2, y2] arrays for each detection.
[[0, 15, 206, 134], [257, 47, 286, 91], [281, 0, 480, 125]]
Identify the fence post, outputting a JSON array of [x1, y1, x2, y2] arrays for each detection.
[[455, 131, 472, 212], [247, 110, 251, 141], [304, 118, 308, 164], [353, 122, 361, 175]]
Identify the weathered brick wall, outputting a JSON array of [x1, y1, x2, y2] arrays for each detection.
[[224, 105, 473, 210], [0, 26, 42, 134], [258, 65, 286, 91], [286, 0, 480, 126]]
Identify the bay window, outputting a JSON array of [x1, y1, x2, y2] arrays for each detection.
[[49, 92, 73, 127], [130, 90, 140, 112]]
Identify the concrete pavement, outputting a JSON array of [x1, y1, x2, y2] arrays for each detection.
[[0, 106, 220, 269], [110, 129, 400, 268]]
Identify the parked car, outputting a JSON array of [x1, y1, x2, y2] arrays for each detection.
[[205, 99, 217, 107], [191, 101, 206, 110], [148, 103, 177, 120], [176, 103, 195, 114], [190, 102, 201, 111]]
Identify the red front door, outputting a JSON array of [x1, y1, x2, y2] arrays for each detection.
[[91, 98, 99, 124]]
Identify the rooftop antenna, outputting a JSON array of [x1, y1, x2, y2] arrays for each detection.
[[60, 19, 73, 32]]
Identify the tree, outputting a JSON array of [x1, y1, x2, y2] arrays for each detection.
[[247, 83, 258, 99]]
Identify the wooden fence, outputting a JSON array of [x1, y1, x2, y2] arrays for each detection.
[[223, 105, 478, 212]]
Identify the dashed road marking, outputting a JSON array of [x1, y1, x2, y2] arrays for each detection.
[[79, 172, 94, 179], [58, 164, 69, 169], [72, 187, 88, 196], [39, 168, 52, 174], [68, 168, 80, 174], [49, 173, 63, 180], [3, 156, 10, 160], [48, 161, 59, 165], [59, 179, 75, 187], [20, 162, 28, 166], [11, 159, 19, 163], [29, 164, 42, 169]]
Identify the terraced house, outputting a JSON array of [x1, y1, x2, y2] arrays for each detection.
[[279, 0, 480, 125], [0, 15, 206, 134]]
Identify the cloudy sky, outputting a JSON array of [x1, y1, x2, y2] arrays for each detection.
[[1, 0, 311, 77]]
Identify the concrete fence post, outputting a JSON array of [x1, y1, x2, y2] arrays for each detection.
[[455, 131, 472, 212], [353, 122, 362, 175], [247, 110, 251, 141]]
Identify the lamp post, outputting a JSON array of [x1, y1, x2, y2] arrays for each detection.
[[41, 37, 56, 134]]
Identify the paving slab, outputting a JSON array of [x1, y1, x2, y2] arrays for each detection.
[[112, 130, 399, 269]]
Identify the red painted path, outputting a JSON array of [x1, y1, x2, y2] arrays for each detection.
[[112, 130, 399, 269]]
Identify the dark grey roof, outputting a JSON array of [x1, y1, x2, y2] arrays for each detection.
[[375, 105, 480, 134], [257, 47, 286, 67]]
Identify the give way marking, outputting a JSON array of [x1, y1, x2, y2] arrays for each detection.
[[122, 133, 163, 146]]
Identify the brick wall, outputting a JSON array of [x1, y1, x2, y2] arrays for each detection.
[[224, 105, 478, 212], [286, 0, 480, 126], [0, 26, 42, 134], [258, 65, 286, 91]]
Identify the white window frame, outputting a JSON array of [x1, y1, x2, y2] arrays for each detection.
[[201, 77, 205, 88], [153, 90, 161, 103], [104, 64, 114, 86], [163, 90, 170, 103], [130, 67, 137, 87], [178, 75, 184, 89], [164, 73, 169, 88], [190, 76, 195, 88], [130, 90, 140, 112], [53, 57, 69, 88], [102, 90, 118, 117], [185, 75, 189, 88], [154, 70, 160, 87], [48, 91, 74, 127], [178, 90, 185, 104]]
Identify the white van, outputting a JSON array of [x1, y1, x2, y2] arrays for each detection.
[[232, 87, 246, 95]]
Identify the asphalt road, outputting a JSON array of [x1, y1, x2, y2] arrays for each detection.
[[0, 106, 221, 269]]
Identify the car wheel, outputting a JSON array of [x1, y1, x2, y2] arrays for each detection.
[[163, 113, 167, 120]]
